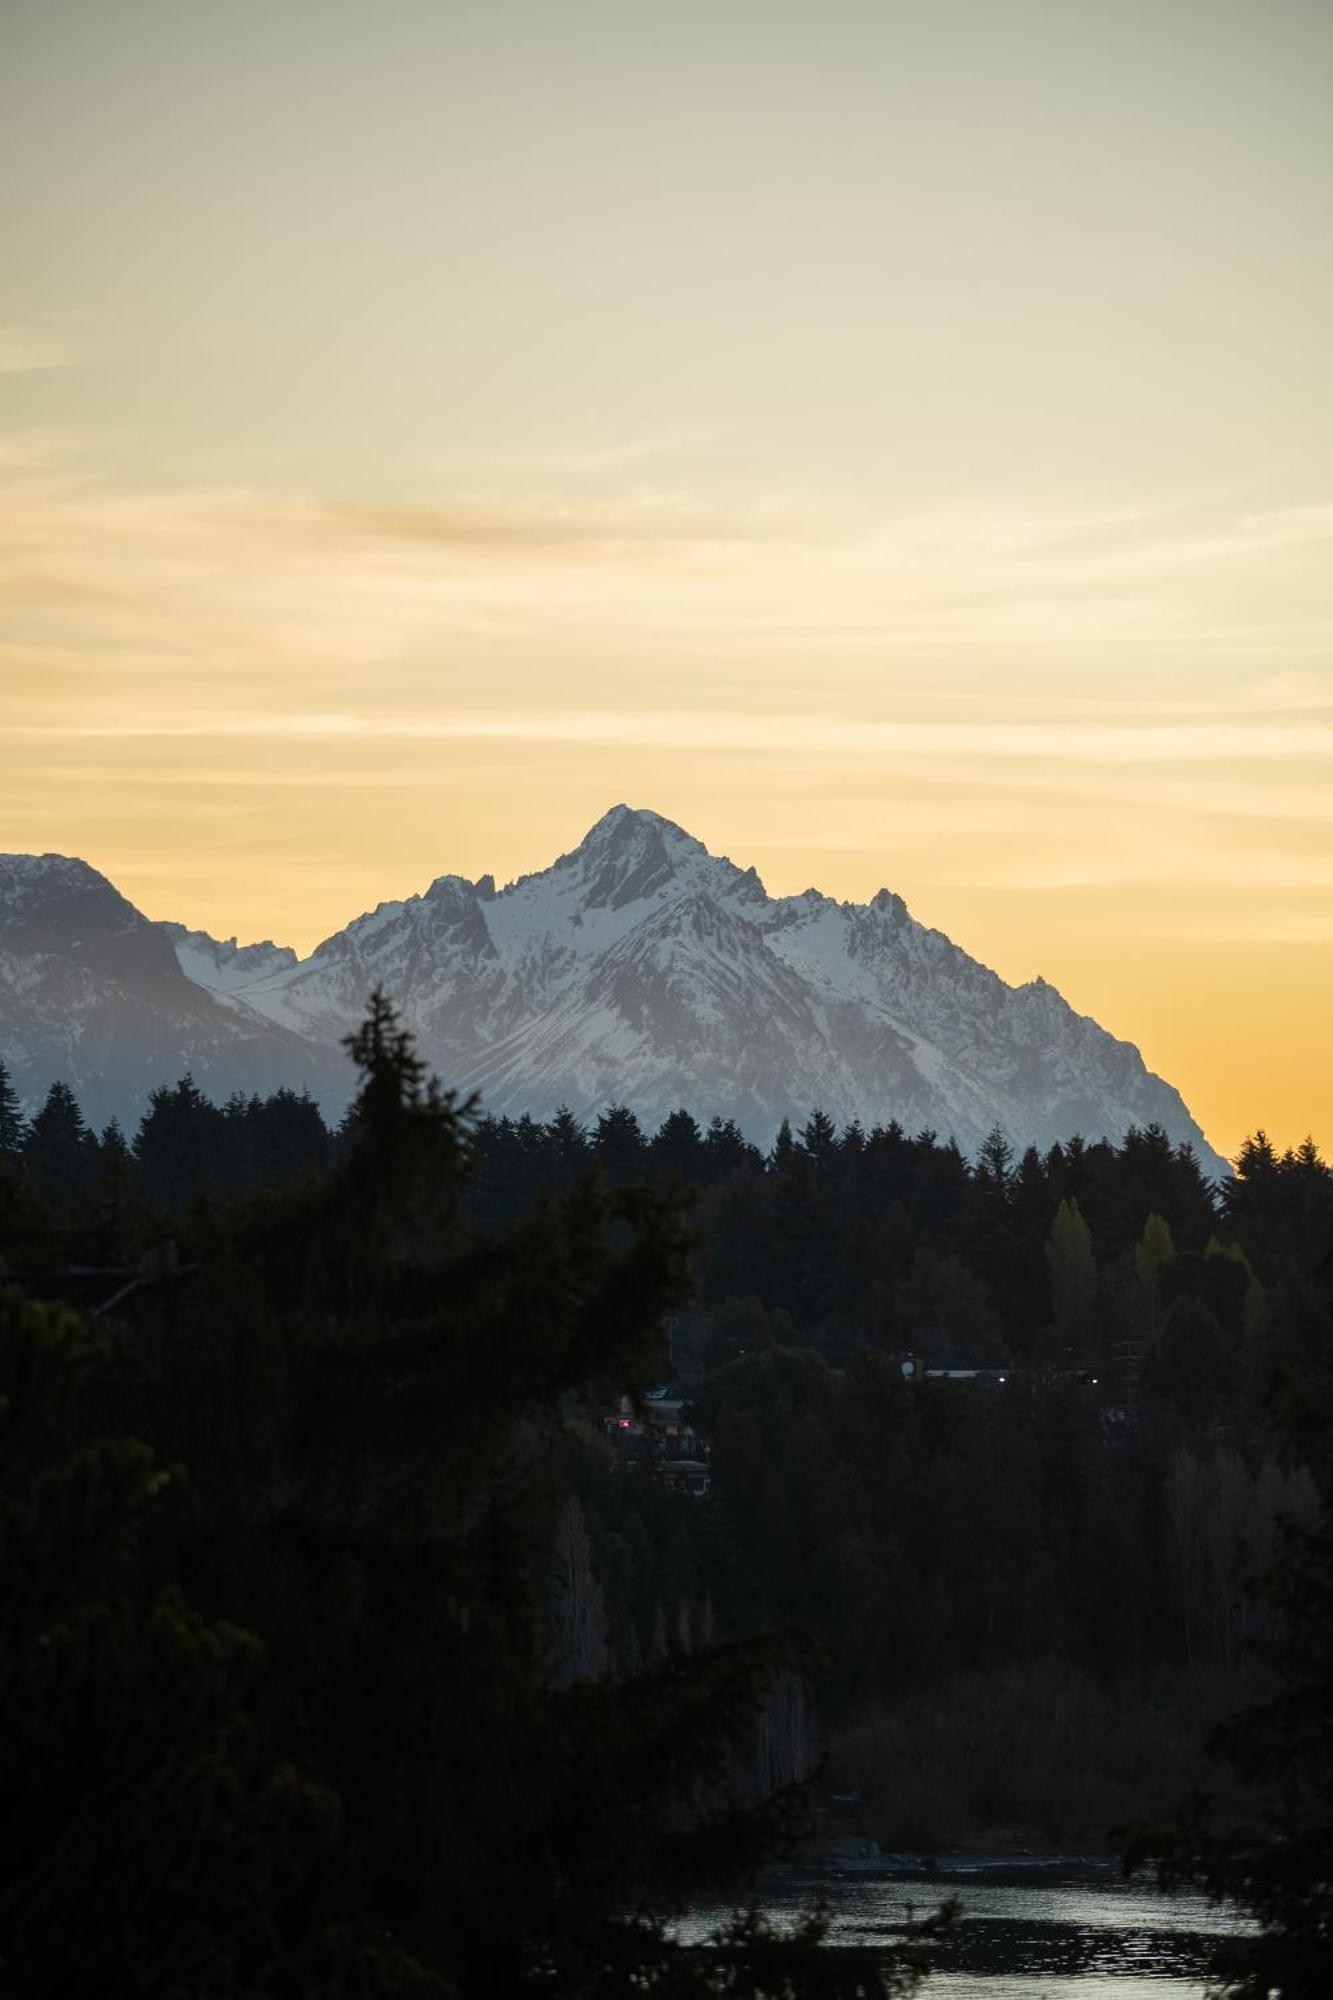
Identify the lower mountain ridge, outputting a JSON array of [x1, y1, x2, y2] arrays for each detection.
[[0, 811, 1227, 1174]]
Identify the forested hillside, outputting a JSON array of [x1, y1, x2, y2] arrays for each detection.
[[469, 1099, 1332, 1844], [0, 1008, 953, 1996], [3, 1034, 1331, 1863]]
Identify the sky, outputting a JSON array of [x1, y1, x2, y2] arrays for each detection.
[[2, 0, 1331, 1162]]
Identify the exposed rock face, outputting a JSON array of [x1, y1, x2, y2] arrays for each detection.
[[158, 923, 298, 993], [0, 853, 344, 1130], [0, 814, 1225, 1172]]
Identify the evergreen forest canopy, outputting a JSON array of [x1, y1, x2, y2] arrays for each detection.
[[1, 1016, 1332, 1995]]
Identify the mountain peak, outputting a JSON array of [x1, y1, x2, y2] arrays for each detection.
[[0, 850, 107, 892], [870, 887, 910, 924], [425, 872, 482, 901], [580, 803, 696, 849], [0, 822, 1227, 1174], [560, 805, 706, 913], [0, 851, 135, 927]]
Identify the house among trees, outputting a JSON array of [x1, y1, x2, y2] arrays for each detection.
[[598, 1382, 713, 1494]]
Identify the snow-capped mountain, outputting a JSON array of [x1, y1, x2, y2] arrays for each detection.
[[158, 922, 297, 994], [61, 802, 1224, 1173], [0, 853, 345, 1130]]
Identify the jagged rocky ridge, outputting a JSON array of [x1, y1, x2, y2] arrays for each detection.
[[0, 811, 1226, 1172], [0, 853, 345, 1130]]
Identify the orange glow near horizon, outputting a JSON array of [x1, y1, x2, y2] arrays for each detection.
[[6, 732, 1328, 1167]]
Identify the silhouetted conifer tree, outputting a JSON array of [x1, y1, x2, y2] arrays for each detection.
[[976, 1125, 1015, 1197], [0, 1059, 27, 1157], [134, 1073, 225, 1211], [22, 1081, 97, 1218], [91, 1117, 141, 1257], [593, 1101, 648, 1183], [548, 1103, 591, 1184], [799, 1110, 838, 1170], [704, 1116, 758, 1180], [651, 1107, 706, 1185], [178, 990, 943, 1995]]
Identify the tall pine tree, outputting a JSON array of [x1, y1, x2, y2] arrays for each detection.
[[168, 990, 946, 1996], [0, 1059, 27, 1157], [22, 1081, 97, 1218]]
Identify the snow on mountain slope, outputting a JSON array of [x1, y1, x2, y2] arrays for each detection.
[[0, 854, 345, 1129], [194, 806, 1225, 1173], [161, 922, 297, 994], [0, 818, 1225, 1169]]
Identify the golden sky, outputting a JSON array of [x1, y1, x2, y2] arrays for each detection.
[[3, 0, 1331, 1162]]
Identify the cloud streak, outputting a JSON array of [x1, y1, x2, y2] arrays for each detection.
[[0, 322, 92, 374], [3, 436, 1332, 687], [10, 707, 1333, 768], [3, 436, 1332, 1008]]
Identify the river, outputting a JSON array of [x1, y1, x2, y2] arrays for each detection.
[[685, 1852, 1255, 1995]]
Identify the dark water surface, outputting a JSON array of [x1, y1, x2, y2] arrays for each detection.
[[685, 1852, 1254, 1996]]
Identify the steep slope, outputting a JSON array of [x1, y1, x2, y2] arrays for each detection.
[[160, 922, 297, 993], [0, 817, 1225, 1170], [221, 807, 1226, 1172], [0, 855, 344, 1129]]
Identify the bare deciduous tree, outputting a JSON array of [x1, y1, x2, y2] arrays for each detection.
[[548, 1495, 608, 1686]]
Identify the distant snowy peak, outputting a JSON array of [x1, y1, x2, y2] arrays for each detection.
[[0, 815, 1227, 1174], [161, 922, 298, 994], [543, 803, 714, 913], [0, 852, 140, 930], [316, 872, 497, 964], [195, 805, 1221, 1172], [0, 855, 346, 1129]]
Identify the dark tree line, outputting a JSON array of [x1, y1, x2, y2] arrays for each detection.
[[3, 1044, 1332, 1991], [0, 1028, 945, 1998], [0, 1062, 333, 1224], [459, 1098, 1333, 1891], [1128, 1362, 1333, 1999]]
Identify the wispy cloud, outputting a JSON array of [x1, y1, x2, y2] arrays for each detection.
[[0, 321, 92, 374], [462, 428, 727, 477], [3, 435, 1332, 692], [11, 707, 1333, 768]]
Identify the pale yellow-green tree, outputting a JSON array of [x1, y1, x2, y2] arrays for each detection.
[[1135, 1212, 1176, 1291], [1045, 1198, 1097, 1358], [1135, 1212, 1175, 1337]]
